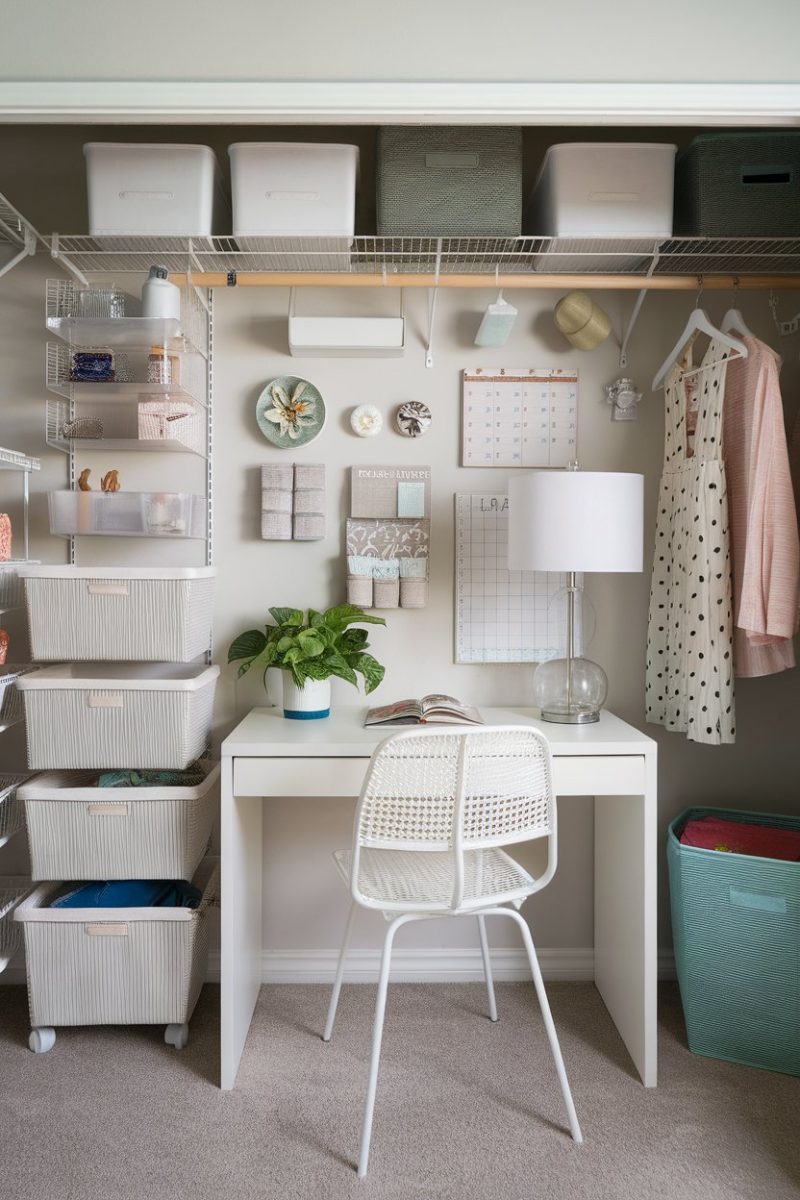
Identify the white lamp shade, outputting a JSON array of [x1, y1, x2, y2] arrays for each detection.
[[508, 471, 643, 573]]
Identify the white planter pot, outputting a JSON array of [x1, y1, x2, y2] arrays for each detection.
[[281, 675, 331, 720]]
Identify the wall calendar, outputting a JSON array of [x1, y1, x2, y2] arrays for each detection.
[[461, 366, 578, 468]]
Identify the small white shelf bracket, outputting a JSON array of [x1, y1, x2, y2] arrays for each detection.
[[619, 246, 661, 369], [50, 233, 90, 289], [0, 226, 36, 282], [426, 239, 443, 369]]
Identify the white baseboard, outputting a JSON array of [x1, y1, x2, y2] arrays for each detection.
[[2, 949, 677, 987]]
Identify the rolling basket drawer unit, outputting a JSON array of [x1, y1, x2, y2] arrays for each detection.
[[14, 860, 218, 1051], [19, 762, 220, 881], [673, 132, 800, 236], [20, 565, 215, 662], [668, 807, 800, 1076], [377, 126, 523, 236], [17, 663, 220, 771]]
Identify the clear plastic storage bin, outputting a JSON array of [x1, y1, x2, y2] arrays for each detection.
[[83, 143, 228, 238], [15, 859, 218, 1052], [48, 490, 206, 539], [17, 662, 220, 770], [20, 762, 219, 881], [20, 565, 215, 662]]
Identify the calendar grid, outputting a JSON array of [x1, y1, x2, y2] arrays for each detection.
[[461, 366, 578, 468], [454, 494, 565, 664]]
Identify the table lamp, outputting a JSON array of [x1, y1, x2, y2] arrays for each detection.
[[508, 468, 643, 723]]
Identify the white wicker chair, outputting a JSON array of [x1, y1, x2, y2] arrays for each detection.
[[323, 724, 583, 1177]]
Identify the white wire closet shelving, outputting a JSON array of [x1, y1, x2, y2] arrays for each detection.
[[47, 234, 800, 285]]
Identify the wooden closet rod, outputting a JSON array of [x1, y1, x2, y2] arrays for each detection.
[[169, 272, 800, 290]]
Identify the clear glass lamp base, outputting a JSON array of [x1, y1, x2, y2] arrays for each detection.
[[532, 656, 609, 725]]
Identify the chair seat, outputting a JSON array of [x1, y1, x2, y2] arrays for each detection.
[[333, 845, 536, 914]]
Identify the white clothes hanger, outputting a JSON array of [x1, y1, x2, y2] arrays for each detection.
[[720, 279, 756, 340], [651, 280, 749, 391]]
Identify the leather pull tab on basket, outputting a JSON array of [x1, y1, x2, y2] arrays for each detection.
[[85, 923, 129, 937]]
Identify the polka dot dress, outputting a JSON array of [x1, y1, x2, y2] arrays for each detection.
[[645, 338, 736, 745]]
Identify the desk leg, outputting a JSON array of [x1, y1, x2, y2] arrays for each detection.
[[220, 755, 263, 1090], [593, 751, 658, 1087]]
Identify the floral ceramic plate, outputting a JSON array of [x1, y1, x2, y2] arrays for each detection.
[[256, 376, 326, 448]]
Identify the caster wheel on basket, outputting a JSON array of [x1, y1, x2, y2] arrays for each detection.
[[29, 1027, 56, 1054], [164, 1023, 189, 1050]]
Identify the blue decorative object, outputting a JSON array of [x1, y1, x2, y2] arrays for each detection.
[[70, 352, 115, 382]]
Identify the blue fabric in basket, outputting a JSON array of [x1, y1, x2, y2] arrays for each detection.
[[51, 880, 202, 909]]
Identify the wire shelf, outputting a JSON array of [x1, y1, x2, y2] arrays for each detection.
[[47, 234, 800, 279], [0, 446, 40, 472], [46, 278, 209, 357], [0, 196, 27, 248]]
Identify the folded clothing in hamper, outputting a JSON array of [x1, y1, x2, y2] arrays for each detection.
[[51, 879, 202, 909], [680, 815, 800, 861], [97, 764, 206, 788]]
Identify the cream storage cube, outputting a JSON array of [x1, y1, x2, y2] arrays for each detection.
[[83, 143, 228, 237], [20, 762, 220, 881], [15, 860, 217, 1047], [526, 143, 677, 237], [228, 142, 359, 240], [17, 663, 220, 771], [20, 566, 215, 662]]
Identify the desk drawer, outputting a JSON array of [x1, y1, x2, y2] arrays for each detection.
[[553, 755, 646, 796], [234, 757, 368, 797], [233, 754, 647, 798]]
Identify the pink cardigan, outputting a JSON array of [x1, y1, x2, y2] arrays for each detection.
[[723, 336, 799, 677]]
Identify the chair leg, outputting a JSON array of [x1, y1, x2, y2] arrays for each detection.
[[357, 914, 407, 1179], [476, 914, 498, 1022], [508, 909, 583, 1144], [323, 900, 357, 1043]]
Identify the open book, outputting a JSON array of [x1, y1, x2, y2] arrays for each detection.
[[365, 694, 484, 727]]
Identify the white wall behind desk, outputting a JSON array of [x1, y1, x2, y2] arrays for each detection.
[[210, 283, 800, 964]]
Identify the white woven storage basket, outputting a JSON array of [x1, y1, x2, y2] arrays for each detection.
[[15, 859, 217, 1027], [19, 566, 215, 662], [17, 663, 220, 770], [20, 761, 219, 881]]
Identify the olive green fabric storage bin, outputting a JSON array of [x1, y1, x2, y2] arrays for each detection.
[[673, 133, 800, 236], [667, 807, 800, 1076], [377, 127, 522, 237]]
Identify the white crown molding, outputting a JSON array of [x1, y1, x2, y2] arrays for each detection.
[[3, 948, 676, 988], [0, 81, 799, 125]]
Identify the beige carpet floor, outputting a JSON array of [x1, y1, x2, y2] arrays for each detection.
[[1, 981, 798, 1200]]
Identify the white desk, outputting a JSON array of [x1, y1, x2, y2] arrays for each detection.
[[220, 706, 657, 1090]]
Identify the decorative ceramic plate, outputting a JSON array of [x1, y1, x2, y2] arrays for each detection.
[[396, 400, 432, 438], [256, 376, 326, 448]]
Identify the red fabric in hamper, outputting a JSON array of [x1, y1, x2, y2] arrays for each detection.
[[680, 816, 800, 861]]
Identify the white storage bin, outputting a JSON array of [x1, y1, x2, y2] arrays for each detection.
[[17, 663, 220, 771], [526, 143, 677, 237], [229, 142, 358, 239], [20, 565, 215, 662], [19, 761, 219, 881], [14, 859, 217, 1042], [84, 143, 228, 238], [48, 490, 206, 539]]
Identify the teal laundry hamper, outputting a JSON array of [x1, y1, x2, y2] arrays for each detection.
[[668, 807, 800, 1076]]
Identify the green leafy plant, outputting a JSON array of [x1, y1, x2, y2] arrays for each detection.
[[228, 604, 386, 694]]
